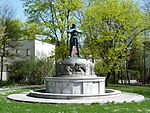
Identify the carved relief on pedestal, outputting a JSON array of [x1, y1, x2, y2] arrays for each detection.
[[56, 58, 95, 76]]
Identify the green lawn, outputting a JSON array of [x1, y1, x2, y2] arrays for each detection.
[[108, 84, 150, 98], [0, 85, 150, 113]]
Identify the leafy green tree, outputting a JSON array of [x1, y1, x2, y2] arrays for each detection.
[[82, 0, 148, 85], [22, 0, 84, 59], [21, 22, 44, 40], [0, 2, 22, 81], [0, 19, 22, 81], [141, 0, 150, 84], [0, 25, 5, 47]]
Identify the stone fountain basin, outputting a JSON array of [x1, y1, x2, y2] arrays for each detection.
[[28, 89, 121, 99], [44, 76, 106, 95], [27, 76, 121, 99]]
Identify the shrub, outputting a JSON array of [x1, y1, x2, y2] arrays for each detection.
[[7, 57, 55, 85], [7, 60, 26, 84], [128, 69, 140, 80], [0, 81, 14, 87]]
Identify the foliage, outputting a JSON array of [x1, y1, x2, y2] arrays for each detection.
[[0, 1, 23, 81], [7, 60, 26, 84], [0, 25, 5, 47], [0, 80, 14, 87], [140, 0, 150, 84], [82, 0, 148, 84], [94, 60, 109, 76], [22, 0, 84, 59], [21, 22, 45, 40], [55, 43, 68, 60], [4, 19, 22, 40], [0, 19, 23, 81], [7, 57, 55, 85], [128, 70, 140, 80]]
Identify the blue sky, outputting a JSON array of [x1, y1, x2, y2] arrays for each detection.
[[0, 0, 146, 22], [1, 0, 27, 21]]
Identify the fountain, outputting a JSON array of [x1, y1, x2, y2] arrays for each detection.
[[29, 24, 108, 99], [8, 24, 144, 104]]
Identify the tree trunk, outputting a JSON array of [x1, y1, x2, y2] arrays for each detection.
[[112, 71, 116, 84], [120, 69, 123, 84], [105, 72, 111, 86], [143, 46, 146, 85], [0, 55, 4, 81], [117, 71, 120, 84], [126, 70, 130, 85]]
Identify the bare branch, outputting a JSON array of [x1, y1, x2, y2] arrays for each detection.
[[0, 1, 16, 25]]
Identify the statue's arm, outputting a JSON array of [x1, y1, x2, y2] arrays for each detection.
[[77, 29, 82, 34], [67, 30, 71, 34]]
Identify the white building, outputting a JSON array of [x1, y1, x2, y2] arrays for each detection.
[[0, 40, 55, 81]]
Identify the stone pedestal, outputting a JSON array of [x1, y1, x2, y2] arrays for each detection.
[[28, 57, 108, 99], [42, 57, 106, 99], [45, 76, 105, 95]]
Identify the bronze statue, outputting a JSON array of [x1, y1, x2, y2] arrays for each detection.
[[68, 24, 82, 57]]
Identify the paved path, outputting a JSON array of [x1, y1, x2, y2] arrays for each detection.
[[8, 92, 145, 104], [1, 85, 147, 104]]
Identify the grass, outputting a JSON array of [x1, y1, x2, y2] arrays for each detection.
[[108, 84, 150, 98], [0, 85, 150, 113]]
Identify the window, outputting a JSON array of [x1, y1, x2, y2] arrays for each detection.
[[16, 49, 21, 56], [26, 49, 31, 56]]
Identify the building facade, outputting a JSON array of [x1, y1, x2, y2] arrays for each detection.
[[0, 40, 55, 81]]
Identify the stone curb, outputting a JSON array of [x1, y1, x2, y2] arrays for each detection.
[[7, 92, 145, 104]]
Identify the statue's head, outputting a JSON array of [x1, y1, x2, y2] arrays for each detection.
[[71, 24, 76, 29]]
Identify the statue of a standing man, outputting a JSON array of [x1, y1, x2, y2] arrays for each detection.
[[68, 24, 82, 57]]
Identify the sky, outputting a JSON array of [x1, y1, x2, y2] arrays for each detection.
[[0, 0, 146, 22], [0, 0, 27, 21]]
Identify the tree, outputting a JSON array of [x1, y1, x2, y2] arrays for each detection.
[[22, 0, 84, 59], [0, 2, 22, 81], [141, 0, 150, 84], [0, 25, 5, 47], [21, 22, 45, 40], [82, 0, 148, 85]]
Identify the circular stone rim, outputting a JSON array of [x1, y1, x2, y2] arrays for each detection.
[[7, 90, 145, 104], [28, 89, 121, 99]]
